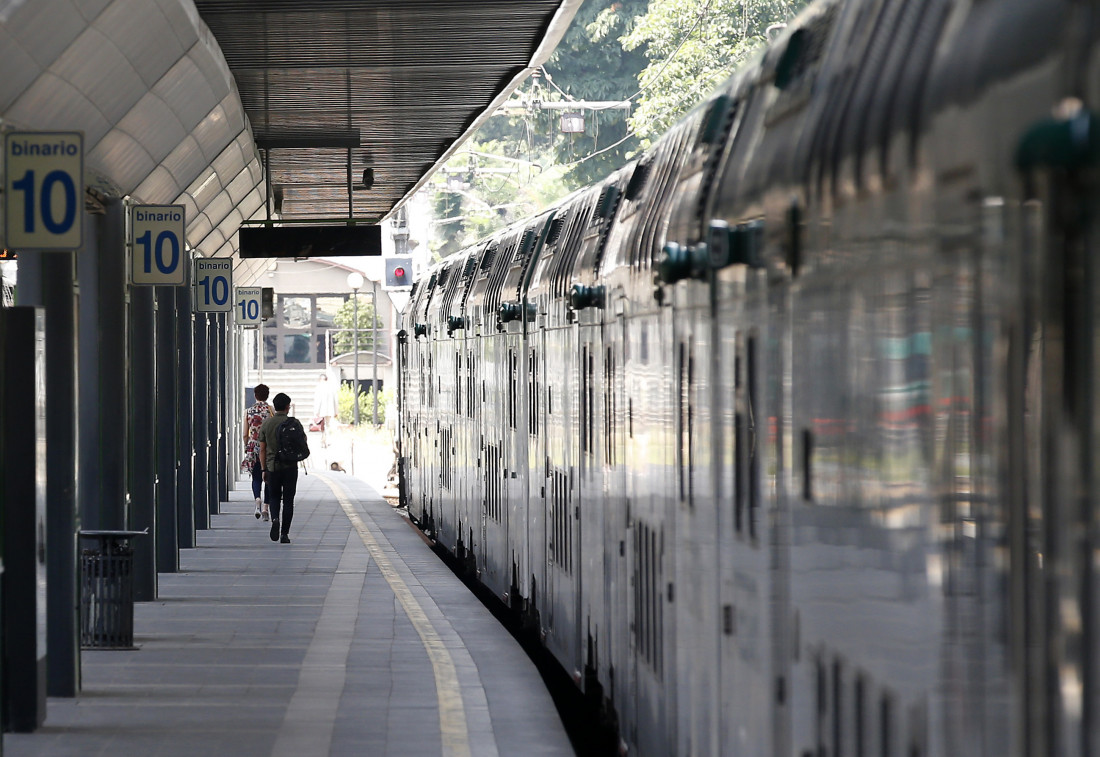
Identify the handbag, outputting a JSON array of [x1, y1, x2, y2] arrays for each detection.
[[308, 417, 325, 433]]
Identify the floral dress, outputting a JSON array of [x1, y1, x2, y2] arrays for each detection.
[[241, 401, 272, 472]]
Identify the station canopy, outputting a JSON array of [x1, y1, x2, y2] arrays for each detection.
[[195, 0, 580, 224]]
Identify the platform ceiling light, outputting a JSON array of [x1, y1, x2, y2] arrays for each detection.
[[352, 168, 374, 191]]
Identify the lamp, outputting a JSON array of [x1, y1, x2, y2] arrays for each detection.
[[347, 272, 364, 425]]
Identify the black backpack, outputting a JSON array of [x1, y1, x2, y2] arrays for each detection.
[[275, 416, 310, 464]]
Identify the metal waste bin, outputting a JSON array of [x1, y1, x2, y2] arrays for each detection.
[[79, 530, 145, 649]]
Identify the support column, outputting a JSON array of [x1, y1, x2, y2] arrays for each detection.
[[175, 285, 194, 548], [217, 313, 229, 503], [78, 199, 127, 530], [129, 284, 156, 601], [155, 286, 179, 572], [193, 313, 209, 530], [0, 307, 48, 732], [207, 313, 220, 516], [15, 250, 80, 696]]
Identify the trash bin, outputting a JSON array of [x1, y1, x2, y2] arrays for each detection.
[[78, 530, 146, 649]]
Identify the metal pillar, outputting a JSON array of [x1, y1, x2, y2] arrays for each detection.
[[129, 283, 157, 601], [208, 312, 221, 516], [353, 292, 360, 425], [175, 285, 195, 548], [372, 280, 378, 426], [0, 307, 48, 732], [155, 286, 179, 572], [78, 199, 127, 531], [217, 313, 230, 502], [16, 251, 80, 696], [193, 313, 209, 530]]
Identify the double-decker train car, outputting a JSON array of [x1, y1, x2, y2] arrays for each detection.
[[398, 0, 1100, 754]]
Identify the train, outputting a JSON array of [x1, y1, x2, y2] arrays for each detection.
[[396, 0, 1100, 754]]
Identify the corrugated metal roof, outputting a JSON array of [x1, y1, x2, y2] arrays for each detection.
[[195, 0, 577, 223]]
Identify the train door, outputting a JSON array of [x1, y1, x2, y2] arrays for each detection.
[[546, 317, 581, 674], [671, 286, 717, 756], [527, 324, 549, 627], [578, 328, 606, 702], [605, 299, 630, 722], [508, 332, 529, 608], [629, 308, 674, 757]]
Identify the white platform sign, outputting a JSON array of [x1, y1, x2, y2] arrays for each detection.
[[131, 205, 185, 285], [193, 258, 233, 312], [3, 131, 84, 250], [235, 287, 263, 326]]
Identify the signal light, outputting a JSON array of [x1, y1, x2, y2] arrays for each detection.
[[384, 256, 412, 289]]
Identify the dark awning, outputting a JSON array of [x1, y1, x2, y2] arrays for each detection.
[[195, 0, 580, 223]]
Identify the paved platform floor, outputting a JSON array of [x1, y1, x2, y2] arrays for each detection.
[[5, 471, 574, 757]]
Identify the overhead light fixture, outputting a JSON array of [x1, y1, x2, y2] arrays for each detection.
[[353, 168, 374, 191]]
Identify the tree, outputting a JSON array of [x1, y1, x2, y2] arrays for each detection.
[[541, 0, 651, 186], [332, 295, 382, 357], [623, 0, 807, 146]]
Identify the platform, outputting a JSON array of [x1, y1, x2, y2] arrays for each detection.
[[5, 471, 573, 757]]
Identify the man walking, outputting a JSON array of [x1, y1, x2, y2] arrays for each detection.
[[258, 392, 298, 544]]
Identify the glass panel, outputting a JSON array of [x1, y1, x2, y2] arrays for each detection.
[[315, 296, 345, 330], [315, 334, 327, 364], [281, 296, 312, 329], [283, 334, 312, 364], [264, 334, 278, 365]]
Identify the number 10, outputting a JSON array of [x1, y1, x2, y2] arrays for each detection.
[[239, 299, 259, 320], [199, 274, 229, 306], [12, 169, 77, 234]]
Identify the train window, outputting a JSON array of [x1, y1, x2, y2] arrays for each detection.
[[678, 343, 686, 501], [455, 352, 461, 415], [815, 655, 827, 755], [735, 410, 744, 532], [582, 345, 589, 455], [881, 692, 893, 757], [747, 334, 759, 540], [528, 349, 539, 437], [508, 349, 517, 429], [833, 658, 843, 757], [467, 352, 475, 418], [802, 429, 814, 501], [604, 347, 615, 466], [855, 674, 866, 757], [586, 347, 595, 457], [688, 350, 695, 505]]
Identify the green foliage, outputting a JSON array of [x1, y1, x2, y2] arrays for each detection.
[[332, 295, 383, 357], [336, 382, 388, 426], [623, 0, 807, 146], [425, 0, 806, 254], [427, 0, 649, 255], [541, 0, 651, 186]]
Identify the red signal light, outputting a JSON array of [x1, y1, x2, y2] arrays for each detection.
[[394, 267, 405, 278]]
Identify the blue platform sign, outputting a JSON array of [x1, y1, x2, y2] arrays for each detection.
[[235, 287, 262, 326], [194, 258, 233, 313], [3, 131, 84, 250], [131, 205, 186, 285]]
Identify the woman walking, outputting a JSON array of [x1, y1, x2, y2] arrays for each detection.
[[242, 383, 273, 520]]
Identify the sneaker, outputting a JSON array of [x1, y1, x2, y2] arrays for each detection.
[[269, 519, 280, 542], [254, 504, 262, 519], [280, 534, 291, 544]]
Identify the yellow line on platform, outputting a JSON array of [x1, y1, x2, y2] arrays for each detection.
[[318, 474, 472, 757]]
